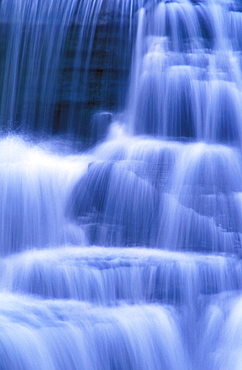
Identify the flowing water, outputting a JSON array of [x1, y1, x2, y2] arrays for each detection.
[[0, 0, 242, 369]]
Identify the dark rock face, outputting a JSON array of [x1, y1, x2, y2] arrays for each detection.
[[0, 1, 137, 142], [54, 22, 132, 141]]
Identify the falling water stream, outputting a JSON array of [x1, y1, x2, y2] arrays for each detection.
[[0, 0, 242, 369]]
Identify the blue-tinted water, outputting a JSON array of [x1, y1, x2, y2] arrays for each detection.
[[0, 0, 242, 369]]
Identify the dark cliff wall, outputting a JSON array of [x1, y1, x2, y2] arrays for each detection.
[[0, 1, 140, 143]]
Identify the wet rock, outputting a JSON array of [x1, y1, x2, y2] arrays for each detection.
[[90, 111, 112, 144]]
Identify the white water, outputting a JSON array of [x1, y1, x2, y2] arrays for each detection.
[[1, 0, 242, 369]]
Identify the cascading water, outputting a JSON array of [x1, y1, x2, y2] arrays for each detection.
[[0, 0, 242, 369]]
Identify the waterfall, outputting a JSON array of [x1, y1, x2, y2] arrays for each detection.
[[1, 0, 242, 369]]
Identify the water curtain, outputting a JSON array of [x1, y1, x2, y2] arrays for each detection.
[[0, 0, 242, 369]]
